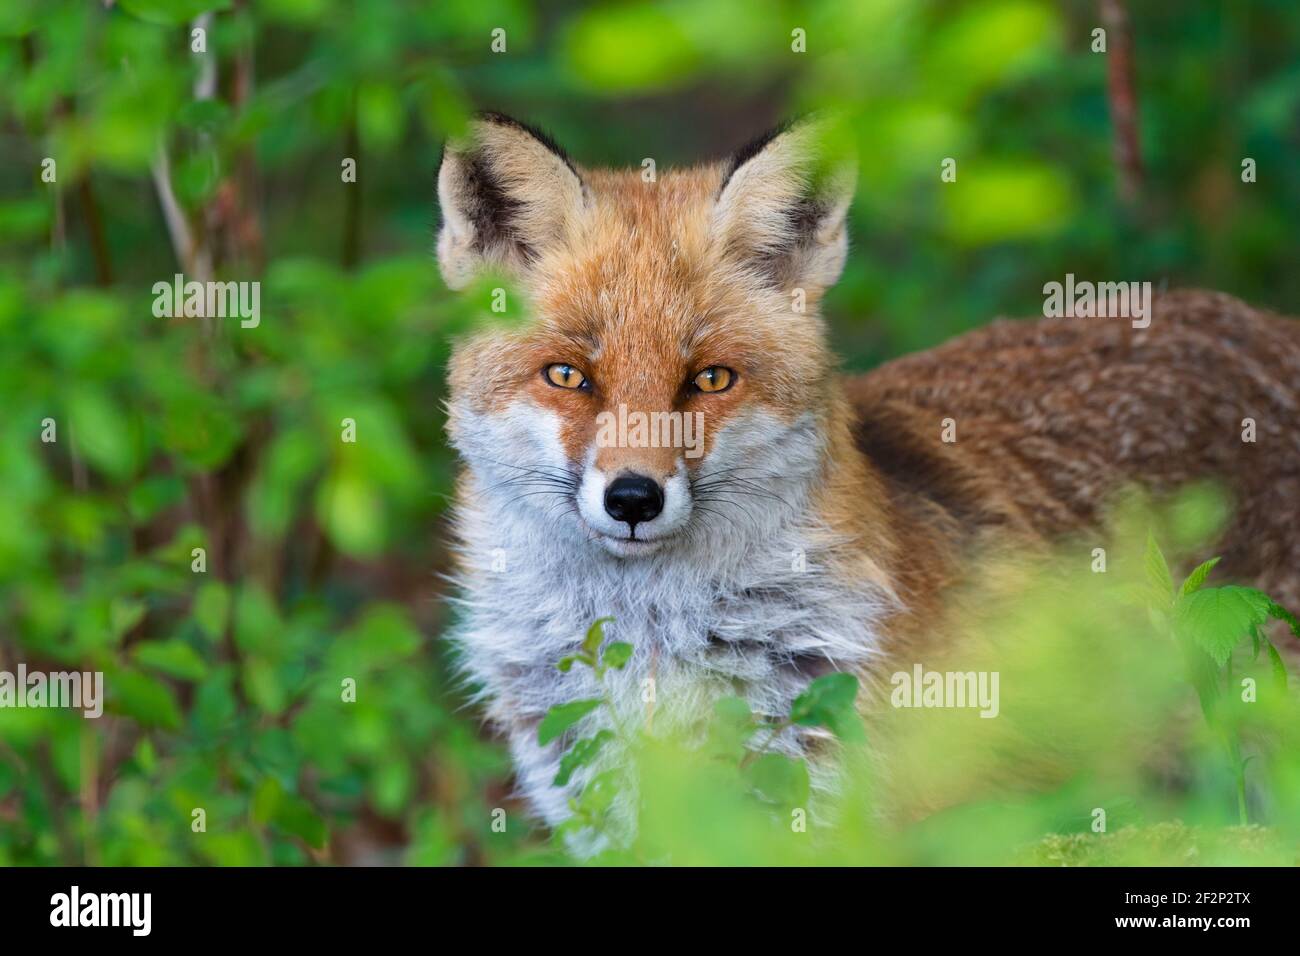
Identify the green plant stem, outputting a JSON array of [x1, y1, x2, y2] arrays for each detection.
[[1235, 768, 1248, 827], [1222, 731, 1249, 826], [741, 718, 791, 769]]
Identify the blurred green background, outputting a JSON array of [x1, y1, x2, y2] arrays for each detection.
[[0, 0, 1297, 865]]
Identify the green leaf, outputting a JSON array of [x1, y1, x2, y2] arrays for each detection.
[[176, 99, 232, 135], [601, 641, 633, 670], [0, 0, 39, 37], [133, 738, 157, 775], [554, 730, 614, 786], [790, 672, 863, 740], [714, 695, 755, 727], [582, 617, 615, 658], [557, 650, 598, 672], [1179, 556, 1221, 596], [1145, 532, 1174, 606], [69, 387, 136, 481], [108, 670, 183, 730], [1267, 601, 1300, 642], [127, 475, 185, 523], [1265, 642, 1289, 693], [1174, 586, 1274, 667], [538, 699, 602, 746], [253, 777, 328, 849], [251, 777, 283, 825], [925, 0, 1060, 97], [131, 639, 209, 681], [192, 581, 230, 641], [371, 759, 413, 816], [357, 81, 404, 150], [350, 605, 421, 662], [829, 709, 868, 742], [563, 5, 700, 94], [109, 598, 147, 642], [708, 696, 758, 762], [233, 585, 281, 654], [941, 161, 1075, 245], [575, 769, 621, 817], [192, 670, 237, 734], [791, 673, 859, 721], [743, 753, 810, 808], [317, 470, 385, 558], [242, 657, 287, 716]]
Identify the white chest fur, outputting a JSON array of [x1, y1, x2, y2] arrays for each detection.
[[445, 399, 895, 825], [448, 477, 893, 826]]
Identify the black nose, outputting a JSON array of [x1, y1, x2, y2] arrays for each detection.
[[604, 474, 664, 528]]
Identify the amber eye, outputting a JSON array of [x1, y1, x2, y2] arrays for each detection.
[[544, 363, 588, 390], [692, 366, 734, 393]]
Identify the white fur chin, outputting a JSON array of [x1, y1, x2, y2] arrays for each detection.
[[586, 529, 673, 558]]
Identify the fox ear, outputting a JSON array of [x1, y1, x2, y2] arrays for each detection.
[[436, 112, 587, 289], [713, 119, 856, 293]]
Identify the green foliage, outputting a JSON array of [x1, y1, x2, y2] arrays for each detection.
[[1, 0, 1297, 867], [541, 632, 866, 848], [533, 495, 1300, 863], [1175, 586, 1273, 667], [790, 672, 866, 742], [538, 700, 603, 748], [557, 617, 618, 674], [1145, 535, 1294, 826]]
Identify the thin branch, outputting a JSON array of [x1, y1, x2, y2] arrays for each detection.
[[77, 176, 112, 285], [149, 15, 217, 331], [190, 11, 217, 290], [35, 742, 79, 865], [193, 12, 216, 100], [150, 142, 201, 277], [1100, 0, 1144, 204], [79, 722, 100, 866], [50, 172, 66, 256]]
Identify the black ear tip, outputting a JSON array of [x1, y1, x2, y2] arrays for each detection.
[[718, 113, 844, 195], [465, 110, 577, 177], [719, 118, 803, 193], [474, 109, 522, 127]]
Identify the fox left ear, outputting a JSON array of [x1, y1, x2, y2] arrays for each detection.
[[436, 112, 588, 289], [712, 119, 856, 293]]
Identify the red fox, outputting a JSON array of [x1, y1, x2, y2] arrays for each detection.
[[437, 112, 1300, 830]]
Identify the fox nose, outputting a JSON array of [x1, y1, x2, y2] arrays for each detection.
[[604, 474, 664, 528]]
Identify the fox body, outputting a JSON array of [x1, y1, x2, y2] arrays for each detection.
[[437, 114, 1300, 830]]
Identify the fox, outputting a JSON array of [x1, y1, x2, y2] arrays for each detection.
[[436, 112, 1300, 835]]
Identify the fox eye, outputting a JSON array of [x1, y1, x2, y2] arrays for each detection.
[[692, 366, 734, 393], [544, 363, 588, 390]]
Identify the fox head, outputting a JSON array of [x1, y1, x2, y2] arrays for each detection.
[[439, 112, 856, 559]]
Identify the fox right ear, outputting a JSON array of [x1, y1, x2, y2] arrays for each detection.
[[713, 118, 856, 294], [436, 112, 588, 289]]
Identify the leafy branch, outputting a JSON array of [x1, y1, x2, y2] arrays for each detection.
[[541, 618, 866, 848], [1145, 534, 1296, 823]]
